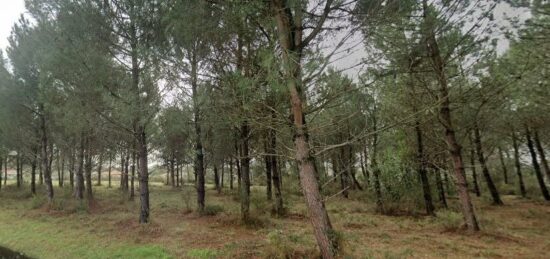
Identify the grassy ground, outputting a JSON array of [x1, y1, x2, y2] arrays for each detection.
[[0, 181, 549, 259]]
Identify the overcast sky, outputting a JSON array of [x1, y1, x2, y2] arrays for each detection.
[[0, 0, 26, 52], [0, 0, 529, 72]]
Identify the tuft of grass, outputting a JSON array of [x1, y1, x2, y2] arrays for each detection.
[[201, 204, 224, 216], [113, 245, 172, 259], [186, 248, 218, 259], [435, 210, 463, 231]]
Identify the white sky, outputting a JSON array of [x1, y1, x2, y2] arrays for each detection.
[[0, 0, 26, 52]]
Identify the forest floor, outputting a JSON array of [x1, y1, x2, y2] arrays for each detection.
[[0, 182, 549, 259]]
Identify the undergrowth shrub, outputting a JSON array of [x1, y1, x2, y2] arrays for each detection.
[[201, 204, 224, 216], [435, 210, 463, 231]]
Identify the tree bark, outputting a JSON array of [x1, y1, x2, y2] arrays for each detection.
[[84, 141, 93, 201], [214, 165, 221, 194], [270, 127, 284, 215], [423, 0, 479, 231], [271, 2, 339, 257], [96, 154, 102, 186], [31, 147, 38, 195], [226, 158, 232, 190], [190, 50, 206, 214], [498, 147, 509, 184], [435, 168, 448, 208], [474, 125, 503, 205], [264, 138, 273, 201], [130, 145, 136, 200], [40, 109, 54, 204], [534, 130, 550, 183], [240, 122, 251, 221], [3, 157, 7, 186], [138, 128, 150, 223], [469, 146, 481, 197], [512, 131, 526, 197], [108, 152, 112, 188], [74, 137, 85, 200], [525, 127, 550, 201], [414, 118, 435, 215]]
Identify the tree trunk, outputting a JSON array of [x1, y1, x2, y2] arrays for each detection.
[[272, 3, 338, 255], [423, 0, 479, 231], [40, 110, 54, 204], [229, 158, 234, 190], [474, 125, 503, 205], [74, 137, 85, 200], [220, 161, 224, 189], [534, 130, 550, 183], [130, 147, 136, 200], [414, 118, 435, 215], [69, 150, 75, 189], [371, 111, 384, 213], [31, 147, 38, 195], [15, 151, 21, 188], [240, 122, 251, 221], [191, 51, 206, 214], [84, 142, 93, 201], [3, 157, 7, 186], [124, 151, 130, 192], [512, 131, 526, 197], [214, 165, 221, 194], [468, 135, 481, 197], [265, 139, 273, 201], [96, 154, 102, 186], [176, 160, 180, 187], [108, 152, 112, 188], [170, 155, 175, 188], [498, 147, 509, 184], [56, 150, 62, 187], [435, 168, 448, 208], [525, 127, 550, 201], [137, 128, 150, 223], [0, 156, 2, 190], [270, 129, 284, 216], [120, 150, 126, 191]]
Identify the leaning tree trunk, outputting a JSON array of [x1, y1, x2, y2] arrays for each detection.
[[423, 0, 479, 231], [512, 131, 526, 197], [474, 125, 503, 205], [271, 1, 339, 256], [525, 127, 550, 201], [534, 130, 550, 183]]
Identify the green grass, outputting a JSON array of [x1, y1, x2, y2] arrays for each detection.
[[0, 180, 549, 258]]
